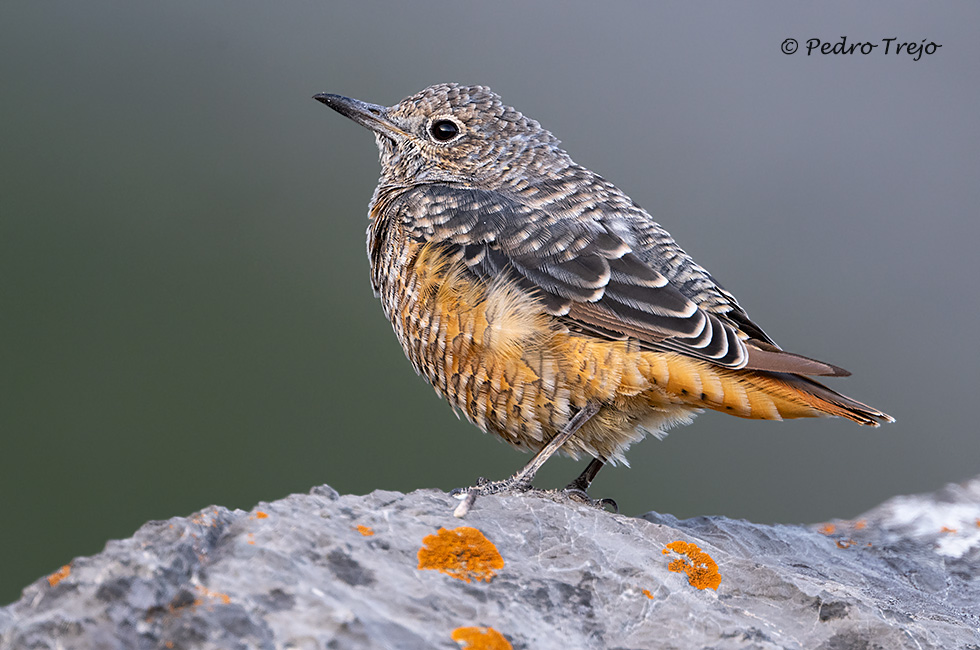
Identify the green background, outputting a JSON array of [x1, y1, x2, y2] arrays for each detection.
[[3, 2, 978, 604]]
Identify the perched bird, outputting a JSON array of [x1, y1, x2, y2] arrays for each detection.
[[314, 83, 893, 512]]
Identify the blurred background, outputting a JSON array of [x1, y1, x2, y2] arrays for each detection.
[[2, 2, 978, 604]]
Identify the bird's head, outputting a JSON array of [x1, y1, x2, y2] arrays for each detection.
[[315, 83, 569, 190]]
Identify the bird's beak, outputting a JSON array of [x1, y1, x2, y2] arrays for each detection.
[[313, 93, 408, 140]]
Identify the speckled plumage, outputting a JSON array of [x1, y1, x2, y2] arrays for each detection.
[[316, 83, 893, 492]]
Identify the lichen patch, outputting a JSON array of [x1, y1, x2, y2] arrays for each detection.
[[663, 540, 721, 590], [417, 527, 504, 583], [451, 626, 512, 649]]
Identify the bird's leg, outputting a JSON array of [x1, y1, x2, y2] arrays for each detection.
[[565, 457, 605, 492], [497, 402, 601, 491], [453, 402, 600, 517], [562, 457, 618, 513]]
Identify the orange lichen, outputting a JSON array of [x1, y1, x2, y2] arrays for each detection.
[[356, 525, 375, 536], [853, 519, 867, 530], [417, 527, 504, 583], [836, 539, 854, 549], [189, 508, 221, 528], [662, 541, 721, 590], [940, 526, 957, 534], [247, 533, 255, 545], [975, 519, 980, 528], [641, 588, 654, 599], [451, 626, 512, 649], [818, 523, 836, 535], [254, 511, 268, 519], [195, 585, 231, 605], [47, 564, 71, 587]]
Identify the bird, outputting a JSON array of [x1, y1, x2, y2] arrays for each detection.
[[314, 83, 893, 514]]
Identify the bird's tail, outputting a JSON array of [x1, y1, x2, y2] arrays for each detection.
[[729, 370, 895, 426], [637, 352, 894, 426]]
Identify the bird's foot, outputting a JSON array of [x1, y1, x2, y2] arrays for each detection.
[[559, 487, 619, 513], [450, 476, 617, 517], [457, 475, 535, 496], [450, 475, 535, 517]]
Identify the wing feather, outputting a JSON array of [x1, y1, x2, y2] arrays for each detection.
[[392, 184, 844, 375]]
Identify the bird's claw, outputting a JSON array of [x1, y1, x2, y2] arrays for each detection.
[[562, 487, 619, 513]]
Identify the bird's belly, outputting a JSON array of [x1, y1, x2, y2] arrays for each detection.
[[377, 240, 702, 462]]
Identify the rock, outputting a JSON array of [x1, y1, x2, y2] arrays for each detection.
[[1, 478, 978, 649]]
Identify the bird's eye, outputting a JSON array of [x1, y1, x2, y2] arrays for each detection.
[[429, 119, 460, 142]]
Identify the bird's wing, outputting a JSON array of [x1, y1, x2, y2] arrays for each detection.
[[391, 184, 847, 376]]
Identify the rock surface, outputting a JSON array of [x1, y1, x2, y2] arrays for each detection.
[[1, 478, 979, 649]]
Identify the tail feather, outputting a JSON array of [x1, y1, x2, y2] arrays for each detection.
[[640, 352, 894, 427], [718, 369, 895, 427], [753, 371, 895, 427]]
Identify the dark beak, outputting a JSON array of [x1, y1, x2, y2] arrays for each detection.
[[313, 93, 407, 139]]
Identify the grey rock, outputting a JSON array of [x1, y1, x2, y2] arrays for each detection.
[[2, 477, 979, 649]]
